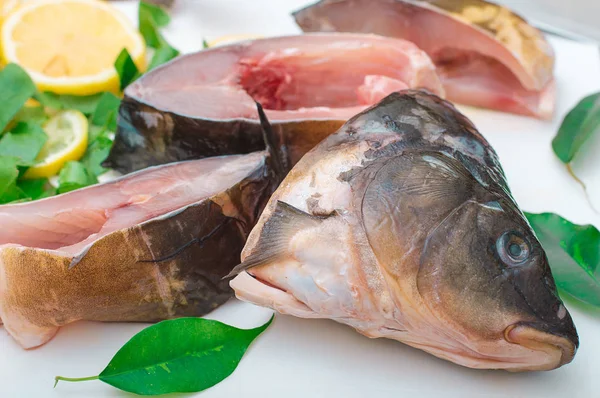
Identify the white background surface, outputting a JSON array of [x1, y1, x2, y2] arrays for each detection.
[[499, 0, 600, 42], [2, 1, 600, 397]]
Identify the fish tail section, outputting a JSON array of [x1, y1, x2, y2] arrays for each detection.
[[225, 201, 328, 278]]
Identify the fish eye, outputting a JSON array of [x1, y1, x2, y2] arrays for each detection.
[[496, 231, 530, 266]]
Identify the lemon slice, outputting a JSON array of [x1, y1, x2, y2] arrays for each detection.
[[207, 34, 264, 48], [1, 0, 145, 95], [1, 0, 20, 18], [23, 110, 88, 179], [0, 0, 20, 62]]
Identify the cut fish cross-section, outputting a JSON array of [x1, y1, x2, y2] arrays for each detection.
[[0, 150, 279, 349], [105, 33, 444, 174], [294, 0, 556, 119]]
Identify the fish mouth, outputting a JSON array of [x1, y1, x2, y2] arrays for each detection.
[[504, 323, 577, 371]]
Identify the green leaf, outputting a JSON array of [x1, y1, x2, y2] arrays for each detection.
[[142, 1, 171, 26], [148, 43, 179, 71], [0, 122, 47, 164], [55, 316, 274, 395], [85, 93, 119, 176], [0, 184, 28, 204], [550, 93, 600, 210], [0, 157, 21, 203], [0, 63, 37, 132], [57, 161, 97, 194], [81, 136, 113, 176], [139, 1, 171, 47], [17, 178, 55, 201], [88, 125, 109, 144], [0, 156, 38, 203], [114, 49, 140, 91], [202, 38, 210, 49], [90, 92, 121, 131], [552, 93, 600, 163], [12, 105, 48, 126], [34, 92, 105, 115], [526, 212, 600, 307], [138, 1, 179, 71]]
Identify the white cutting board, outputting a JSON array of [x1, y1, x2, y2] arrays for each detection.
[[2, 1, 600, 397]]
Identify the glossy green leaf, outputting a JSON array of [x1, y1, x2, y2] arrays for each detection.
[[551, 93, 600, 209], [81, 136, 113, 176], [34, 92, 105, 115], [526, 212, 600, 307], [552, 93, 600, 164], [0, 63, 37, 132], [55, 316, 274, 395], [90, 92, 121, 131], [0, 122, 47, 164], [57, 161, 97, 194], [114, 49, 140, 91]]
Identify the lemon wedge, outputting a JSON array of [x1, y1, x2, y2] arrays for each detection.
[[0, 0, 20, 62], [23, 110, 88, 179], [1, 0, 20, 18], [0, 0, 145, 95], [207, 34, 264, 48]]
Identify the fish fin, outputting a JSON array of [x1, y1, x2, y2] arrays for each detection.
[[256, 101, 289, 182], [225, 201, 329, 278]]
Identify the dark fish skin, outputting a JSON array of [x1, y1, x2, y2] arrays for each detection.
[[103, 95, 342, 174], [105, 97, 262, 173], [231, 90, 578, 371]]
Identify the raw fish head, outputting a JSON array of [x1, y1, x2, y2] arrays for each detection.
[[231, 91, 577, 371], [347, 93, 578, 370]]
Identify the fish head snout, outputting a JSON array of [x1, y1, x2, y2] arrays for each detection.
[[504, 317, 578, 371]]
